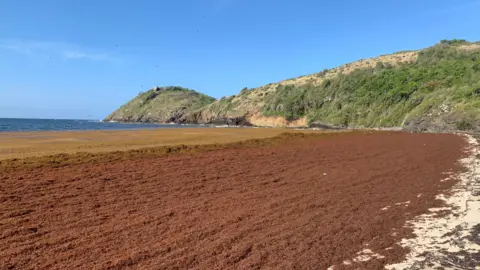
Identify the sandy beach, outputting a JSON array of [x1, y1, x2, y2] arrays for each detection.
[[1, 129, 479, 269]]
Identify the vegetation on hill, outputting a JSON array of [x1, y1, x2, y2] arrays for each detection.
[[187, 50, 419, 127], [107, 40, 480, 131], [104, 86, 216, 123], [255, 41, 480, 131]]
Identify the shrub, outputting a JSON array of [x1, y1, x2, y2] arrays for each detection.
[[456, 120, 473, 131], [144, 91, 158, 102]]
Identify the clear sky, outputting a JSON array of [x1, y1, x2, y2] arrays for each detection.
[[1, 0, 479, 120]]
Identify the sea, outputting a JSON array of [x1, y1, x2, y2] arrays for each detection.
[[0, 118, 202, 132]]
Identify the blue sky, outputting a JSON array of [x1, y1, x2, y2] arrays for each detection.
[[1, 0, 479, 119]]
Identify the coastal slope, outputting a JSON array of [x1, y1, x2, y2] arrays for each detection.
[[107, 40, 480, 132], [186, 39, 480, 132], [104, 86, 215, 123]]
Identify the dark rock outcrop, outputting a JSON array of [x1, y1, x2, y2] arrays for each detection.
[[208, 117, 252, 126]]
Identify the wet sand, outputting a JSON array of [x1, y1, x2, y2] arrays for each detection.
[[0, 131, 468, 269]]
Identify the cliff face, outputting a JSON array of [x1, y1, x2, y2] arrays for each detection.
[[104, 86, 215, 123]]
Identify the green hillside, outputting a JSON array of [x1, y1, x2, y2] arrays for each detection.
[[261, 40, 480, 131], [107, 40, 480, 132], [104, 86, 216, 123]]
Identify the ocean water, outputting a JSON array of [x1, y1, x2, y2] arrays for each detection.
[[0, 118, 202, 132]]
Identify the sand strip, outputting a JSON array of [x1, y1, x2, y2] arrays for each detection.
[[386, 134, 480, 270]]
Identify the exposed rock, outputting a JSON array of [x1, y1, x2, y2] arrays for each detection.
[[208, 117, 252, 126], [403, 113, 480, 133], [308, 122, 343, 130]]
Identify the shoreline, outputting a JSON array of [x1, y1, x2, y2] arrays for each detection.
[[1, 125, 477, 162], [4, 116, 477, 135]]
